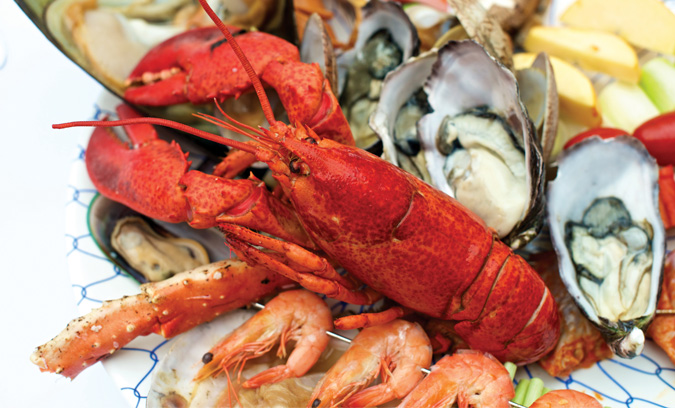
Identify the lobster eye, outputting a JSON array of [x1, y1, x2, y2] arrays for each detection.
[[289, 158, 302, 173], [289, 158, 310, 175], [305, 137, 317, 145]]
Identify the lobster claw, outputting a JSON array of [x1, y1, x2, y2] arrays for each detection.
[[86, 105, 191, 223], [124, 27, 239, 106]]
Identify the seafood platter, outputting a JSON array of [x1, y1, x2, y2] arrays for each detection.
[[20, 0, 675, 406]]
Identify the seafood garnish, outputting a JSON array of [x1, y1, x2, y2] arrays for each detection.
[[648, 251, 675, 366], [548, 136, 665, 358], [398, 350, 515, 408], [111, 216, 209, 282]]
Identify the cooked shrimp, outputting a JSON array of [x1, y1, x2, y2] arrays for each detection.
[[398, 350, 515, 408], [529, 389, 602, 408], [308, 319, 432, 408], [195, 289, 333, 390]]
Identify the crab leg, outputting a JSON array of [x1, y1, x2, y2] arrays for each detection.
[[30, 260, 294, 379]]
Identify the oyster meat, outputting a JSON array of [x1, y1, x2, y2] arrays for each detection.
[[373, 40, 545, 248], [548, 136, 665, 358]]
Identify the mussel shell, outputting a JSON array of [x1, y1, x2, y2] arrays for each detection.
[[88, 194, 232, 284], [16, 0, 298, 126], [547, 136, 665, 358]]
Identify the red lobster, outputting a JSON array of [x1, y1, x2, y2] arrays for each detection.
[[34, 0, 560, 379]]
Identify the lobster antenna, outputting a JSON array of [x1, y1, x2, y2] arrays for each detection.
[[53, 118, 259, 155], [198, 0, 277, 126]]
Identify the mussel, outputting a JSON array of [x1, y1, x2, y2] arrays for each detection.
[[16, 0, 298, 127], [88, 195, 232, 283], [548, 136, 665, 358]]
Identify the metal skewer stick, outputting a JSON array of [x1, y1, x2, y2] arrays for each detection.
[[657, 309, 675, 315], [251, 302, 526, 408]]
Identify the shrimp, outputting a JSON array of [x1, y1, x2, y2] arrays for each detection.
[[195, 289, 333, 389], [529, 389, 602, 408], [398, 350, 515, 408], [308, 319, 432, 408]]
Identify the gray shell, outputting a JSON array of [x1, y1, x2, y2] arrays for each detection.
[[371, 40, 545, 249], [547, 136, 665, 358]]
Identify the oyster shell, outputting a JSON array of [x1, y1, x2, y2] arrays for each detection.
[[111, 216, 209, 282], [336, 0, 419, 151], [548, 136, 665, 358], [372, 40, 545, 248]]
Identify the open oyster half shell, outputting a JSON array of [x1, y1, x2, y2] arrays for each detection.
[[372, 40, 545, 249], [548, 136, 665, 358]]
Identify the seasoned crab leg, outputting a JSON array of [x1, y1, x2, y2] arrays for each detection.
[[30, 259, 294, 379]]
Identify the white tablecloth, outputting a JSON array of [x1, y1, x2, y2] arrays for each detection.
[[0, 1, 129, 406]]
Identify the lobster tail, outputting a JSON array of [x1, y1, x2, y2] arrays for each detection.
[[452, 244, 560, 364]]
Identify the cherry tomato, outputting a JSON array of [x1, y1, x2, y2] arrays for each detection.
[[634, 111, 675, 167], [563, 128, 628, 150]]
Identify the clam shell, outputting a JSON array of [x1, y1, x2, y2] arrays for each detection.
[[336, 0, 420, 151], [548, 136, 665, 358]]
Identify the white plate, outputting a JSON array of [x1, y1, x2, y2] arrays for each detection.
[[65, 90, 675, 408]]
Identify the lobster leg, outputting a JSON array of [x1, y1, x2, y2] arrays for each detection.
[[334, 306, 413, 329], [30, 260, 294, 379], [221, 226, 381, 305]]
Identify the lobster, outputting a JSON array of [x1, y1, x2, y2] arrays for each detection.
[[33, 0, 560, 379]]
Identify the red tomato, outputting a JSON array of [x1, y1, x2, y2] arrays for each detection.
[[634, 111, 675, 167], [563, 128, 628, 150]]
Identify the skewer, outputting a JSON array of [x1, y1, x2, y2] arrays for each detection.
[[657, 309, 675, 315], [251, 302, 526, 408]]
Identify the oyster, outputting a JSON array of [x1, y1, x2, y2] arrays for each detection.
[[336, 0, 419, 151], [372, 40, 545, 248], [548, 136, 665, 358]]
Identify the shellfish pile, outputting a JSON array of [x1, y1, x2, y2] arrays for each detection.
[[21, 0, 675, 406]]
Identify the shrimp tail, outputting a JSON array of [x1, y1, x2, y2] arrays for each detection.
[[242, 365, 293, 388], [343, 383, 396, 408]]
